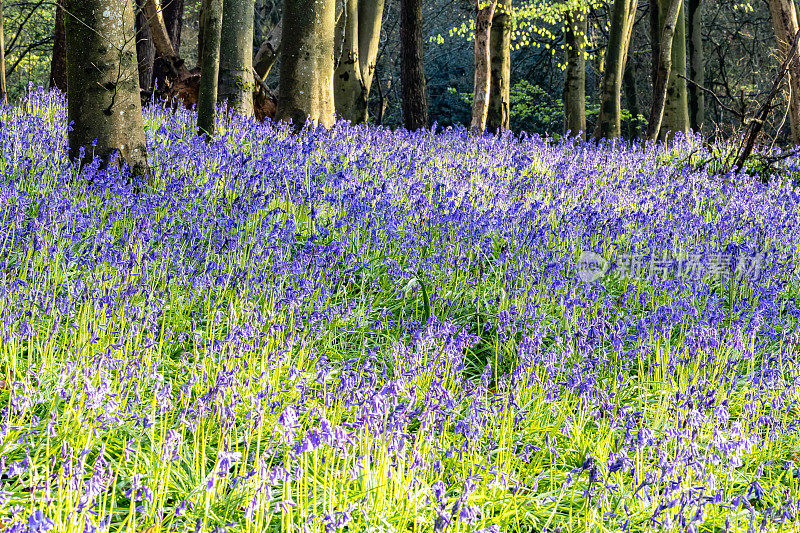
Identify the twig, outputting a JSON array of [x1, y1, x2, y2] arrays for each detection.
[[677, 74, 743, 119]]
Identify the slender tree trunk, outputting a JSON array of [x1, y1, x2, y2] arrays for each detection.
[[400, 0, 428, 130], [152, 0, 183, 92], [254, 18, 283, 79], [656, 0, 689, 140], [687, 0, 703, 131], [647, 0, 682, 140], [197, 0, 223, 137], [0, 0, 7, 104], [623, 59, 640, 138], [50, 0, 67, 91], [276, 0, 336, 128], [487, 0, 511, 132], [563, 6, 586, 139], [142, 0, 191, 82], [768, 0, 800, 143], [135, 0, 156, 93], [593, 0, 637, 139], [218, 0, 254, 115], [470, 0, 497, 132], [63, 0, 149, 175]]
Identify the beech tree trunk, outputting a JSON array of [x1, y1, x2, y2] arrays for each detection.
[[400, 0, 428, 130], [647, 0, 682, 140], [593, 0, 637, 139], [218, 0, 254, 115], [563, 6, 586, 139], [50, 0, 67, 92], [63, 0, 149, 175], [333, 0, 385, 123], [768, 0, 800, 143], [487, 0, 511, 132], [197, 0, 223, 137], [687, 0, 704, 132], [470, 0, 497, 132], [152, 0, 183, 92], [654, 0, 689, 140], [276, 0, 336, 128], [135, 0, 156, 93]]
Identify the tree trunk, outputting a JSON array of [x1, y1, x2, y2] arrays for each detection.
[[254, 18, 283, 79], [647, 0, 682, 140], [656, 0, 689, 140], [687, 0, 703, 132], [623, 59, 640, 138], [563, 6, 586, 139], [135, 0, 156, 93], [197, 0, 223, 137], [487, 0, 511, 132], [593, 0, 637, 139], [152, 0, 183, 92], [142, 0, 190, 83], [470, 0, 497, 132], [400, 0, 428, 130], [276, 0, 336, 128], [0, 0, 7, 104], [768, 0, 800, 144], [218, 0, 254, 115], [50, 0, 67, 92], [63, 0, 149, 175]]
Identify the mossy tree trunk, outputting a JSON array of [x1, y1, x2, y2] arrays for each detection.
[[687, 0, 704, 132], [654, 0, 689, 140], [400, 0, 428, 130], [623, 59, 641, 138], [768, 0, 800, 144], [218, 0, 254, 115], [0, 0, 7, 104], [593, 0, 637, 139], [564, 5, 586, 139], [276, 0, 336, 128], [487, 0, 511, 132], [63, 0, 149, 175], [333, 0, 385, 123], [197, 0, 223, 137]]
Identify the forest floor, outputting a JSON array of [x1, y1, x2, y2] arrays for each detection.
[[1, 90, 800, 532]]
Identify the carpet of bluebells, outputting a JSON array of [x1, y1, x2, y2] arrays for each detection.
[[2, 89, 800, 533]]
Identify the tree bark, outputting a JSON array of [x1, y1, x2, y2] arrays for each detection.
[[135, 0, 156, 93], [470, 0, 497, 132], [0, 0, 7, 104], [623, 59, 640, 138], [563, 5, 586, 139], [593, 0, 637, 139], [142, 0, 190, 83], [400, 0, 428, 130], [276, 0, 336, 128], [487, 0, 511, 132], [768, 0, 800, 144], [656, 0, 689, 140], [687, 0, 703, 132], [254, 17, 283, 79], [218, 0, 254, 115], [50, 0, 67, 92], [152, 0, 183, 92], [63, 0, 149, 175], [647, 0, 682, 140], [197, 0, 223, 137]]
